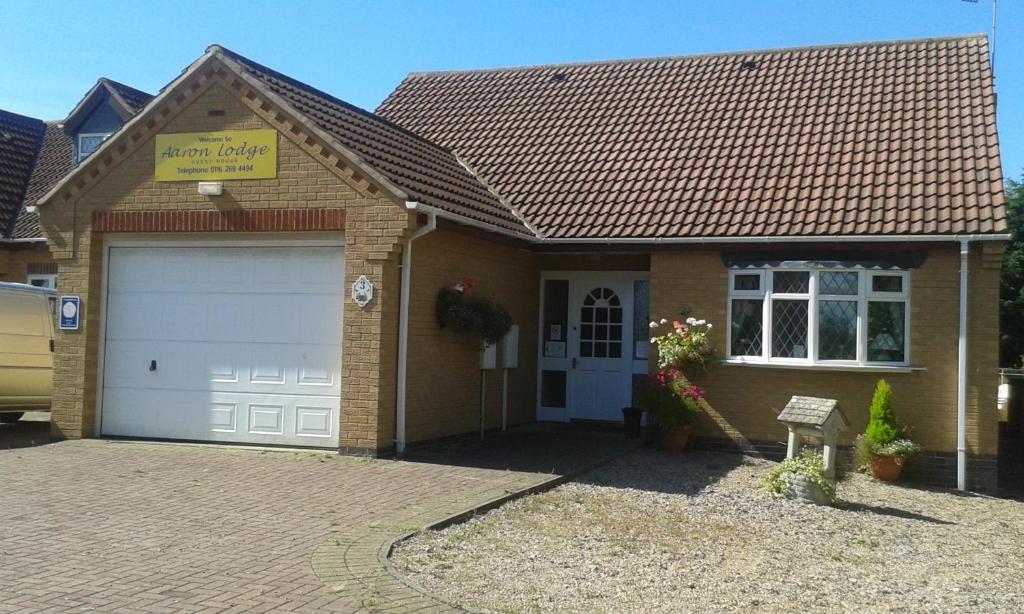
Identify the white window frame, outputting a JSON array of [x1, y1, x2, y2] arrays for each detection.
[[27, 273, 57, 289], [726, 268, 910, 368], [77, 132, 110, 163]]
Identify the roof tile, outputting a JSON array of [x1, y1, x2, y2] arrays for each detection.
[[378, 35, 1006, 239]]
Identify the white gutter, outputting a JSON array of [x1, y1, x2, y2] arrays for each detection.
[[957, 239, 970, 490], [0, 237, 47, 244], [396, 206, 437, 454], [402, 203, 1010, 244]]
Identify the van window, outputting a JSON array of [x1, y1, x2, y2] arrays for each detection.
[[0, 294, 46, 336]]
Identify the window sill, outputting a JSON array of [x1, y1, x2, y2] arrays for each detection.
[[721, 359, 924, 374]]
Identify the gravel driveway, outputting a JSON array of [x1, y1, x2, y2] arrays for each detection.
[[393, 449, 1024, 613]]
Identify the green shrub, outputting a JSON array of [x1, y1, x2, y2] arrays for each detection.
[[763, 451, 837, 505], [864, 379, 903, 446], [855, 380, 920, 469]]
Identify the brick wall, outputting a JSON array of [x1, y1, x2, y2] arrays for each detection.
[[0, 244, 54, 283], [38, 63, 415, 455], [404, 228, 540, 443], [650, 243, 1003, 490]]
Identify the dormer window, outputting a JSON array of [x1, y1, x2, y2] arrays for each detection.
[[77, 132, 110, 163]]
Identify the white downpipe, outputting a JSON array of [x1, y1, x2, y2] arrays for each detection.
[[957, 239, 970, 491], [396, 212, 437, 455]]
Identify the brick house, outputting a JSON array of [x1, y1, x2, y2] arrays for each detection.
[[0, 79, 151, 286], [36, 35, 1007, 491]]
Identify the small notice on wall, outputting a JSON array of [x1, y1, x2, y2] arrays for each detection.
[[154, 130, 277, 181]]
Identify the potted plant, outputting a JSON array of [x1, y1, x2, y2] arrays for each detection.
[[635, 370, 703, 452], [436, 275, 513, 346], [855, 379, 921, 481], [764, 451, 837, 506]]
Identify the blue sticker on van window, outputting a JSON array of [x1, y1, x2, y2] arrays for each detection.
[[59, 296, 80, 330]]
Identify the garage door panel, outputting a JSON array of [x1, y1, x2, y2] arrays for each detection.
[[103, 388, 339, 444], [105, 340, 341, 395], [102, 245, 344, 448]]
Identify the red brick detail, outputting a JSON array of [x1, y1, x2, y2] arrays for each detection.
[[92, 209, 346, 233]]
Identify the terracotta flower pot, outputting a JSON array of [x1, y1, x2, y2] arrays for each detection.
[[869, 453, 904, 482], [657, 424, 694, 452]]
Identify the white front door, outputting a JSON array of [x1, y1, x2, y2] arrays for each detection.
[[100, 242, 345, 448], [568, 280, 635, 421]]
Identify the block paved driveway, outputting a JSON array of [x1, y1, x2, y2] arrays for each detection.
[[0, 438, 554, 613]]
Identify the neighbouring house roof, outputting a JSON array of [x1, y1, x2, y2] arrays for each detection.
[[215, 47, 534, 237], [377, 34, 1007, 240], [12, 122, 73, 238], [3, 79, 151, 240], [0, 109, 46, 239], [63, 78, 153, 133]]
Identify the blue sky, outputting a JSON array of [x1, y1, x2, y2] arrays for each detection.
[[2, 0, 1020, 178]]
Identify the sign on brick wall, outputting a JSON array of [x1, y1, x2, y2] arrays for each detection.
[[154, 130, 277, 181]]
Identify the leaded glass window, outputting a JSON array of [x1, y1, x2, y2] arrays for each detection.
[[771, 299, 809, 358], [727, 268, 910, 366], [77, 133, 109, 163], [730, 299, 763, 356]]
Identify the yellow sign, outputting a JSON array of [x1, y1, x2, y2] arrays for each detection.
[[155, 130, 277, 181]]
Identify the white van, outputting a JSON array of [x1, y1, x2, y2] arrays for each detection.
[[0, 282, 56, 422]]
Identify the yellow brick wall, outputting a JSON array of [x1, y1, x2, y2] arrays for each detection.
[[0, 245, 54, 283], [649, 243, 1002, 456], [539, 252, 649, 271], [38, 71, 414, 453], [404, 228, 540, 443]]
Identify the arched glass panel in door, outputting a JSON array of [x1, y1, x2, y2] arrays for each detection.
[[579, 287, 623, 358]]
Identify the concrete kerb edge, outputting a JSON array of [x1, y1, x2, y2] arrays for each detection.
[[377, 438, 649, 612]]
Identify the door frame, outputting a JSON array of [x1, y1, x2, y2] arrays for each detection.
[[93, 232, 346, 439], [535, 270, 650, 423]]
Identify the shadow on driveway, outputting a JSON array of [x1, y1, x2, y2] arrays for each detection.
[[0, 412, 51, 450], [401, 422, 645, 476]]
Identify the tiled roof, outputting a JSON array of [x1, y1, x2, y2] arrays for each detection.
[[377, 35, 1006, 239], [0, 109, 46, 238], [13, 122, 73, 238], [216, 47, 533, 237], [9, 79, 149, 239], [104, 79, 153, 112]]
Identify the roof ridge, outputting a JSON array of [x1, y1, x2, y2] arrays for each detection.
[[404, 33, 989, 78], [208, 44, 464, 157], [98, 77, 153, 100], [451, 153, 541, 238]]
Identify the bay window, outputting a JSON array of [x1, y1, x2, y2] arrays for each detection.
[[727, 267, 910, 367]]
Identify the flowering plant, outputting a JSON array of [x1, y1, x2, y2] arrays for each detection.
[[436, 275, 513, 345], [648, 317, 716, 375], [634, 370, 704, 431]]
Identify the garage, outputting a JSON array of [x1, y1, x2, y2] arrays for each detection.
[[99, 241, 345, 448]]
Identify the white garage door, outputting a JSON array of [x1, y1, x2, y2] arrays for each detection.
[[101, 243, 345, 448]]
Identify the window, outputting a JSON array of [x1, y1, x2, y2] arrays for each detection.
[[77, 133, 110, 163], [27, 274, 56, 289], [578, 287, 623, 359], [727, 268, 910, 366]]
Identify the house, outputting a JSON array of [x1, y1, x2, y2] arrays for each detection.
[[35, 35, 1006, 491], [0, 79, 151, 287]]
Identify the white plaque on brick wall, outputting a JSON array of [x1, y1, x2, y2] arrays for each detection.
[[352, 275, 373, 308]]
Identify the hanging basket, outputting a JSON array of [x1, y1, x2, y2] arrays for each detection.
[[436, 286, 513, 345]]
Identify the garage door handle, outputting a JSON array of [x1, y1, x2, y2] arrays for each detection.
[[149, 360, 157, 372]]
